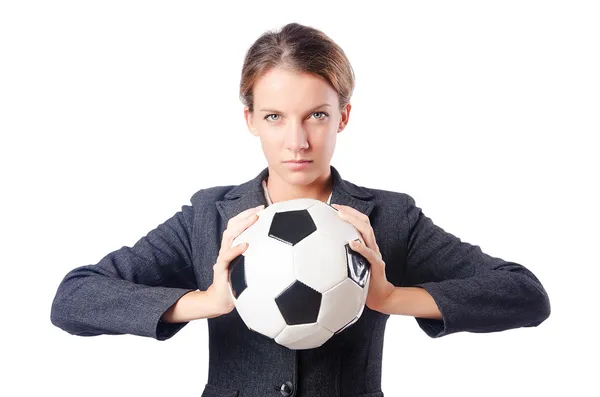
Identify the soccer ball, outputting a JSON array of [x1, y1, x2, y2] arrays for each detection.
[[228, 198, 371, 350]]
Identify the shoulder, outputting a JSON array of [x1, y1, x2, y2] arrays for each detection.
[[355, 185, 423, 236], [354, 182, 416, 210], [189, 184, 236, 206]]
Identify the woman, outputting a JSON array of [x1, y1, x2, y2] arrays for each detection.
[[50, 22, 551, 397]]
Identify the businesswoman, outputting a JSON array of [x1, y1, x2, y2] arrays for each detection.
[[51, 22, 551, 397]]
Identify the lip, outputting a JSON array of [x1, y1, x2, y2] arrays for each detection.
[[283, 160, 312, 170]]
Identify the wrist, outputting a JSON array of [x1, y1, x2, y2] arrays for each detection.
[[372, 283, 396, 314], [204, 288, 235, 318]]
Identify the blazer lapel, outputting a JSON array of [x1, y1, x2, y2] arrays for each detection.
[[216, 165, 375, 226]]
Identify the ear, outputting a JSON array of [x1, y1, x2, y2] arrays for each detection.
[[244, 106, 259, 137], [337, 103, 351, 133]]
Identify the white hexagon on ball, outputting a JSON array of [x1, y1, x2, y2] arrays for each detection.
[[318, 277, 365, 333], [274, 322, 333, 350], [293, 231, 348, 293]]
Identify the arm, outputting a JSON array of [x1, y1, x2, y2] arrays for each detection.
[[400, 194, 551, 338], [50, 197, 200, 341], [160, 290, 229, 322], [377, 287, 443, 320]]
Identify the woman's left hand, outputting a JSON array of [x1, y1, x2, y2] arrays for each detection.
[[331, 204, 395, 313]]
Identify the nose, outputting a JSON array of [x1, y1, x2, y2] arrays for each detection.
[[284, 121, 309, 151]]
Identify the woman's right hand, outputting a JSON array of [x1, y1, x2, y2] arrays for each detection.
[[205, 204, 265, 317]]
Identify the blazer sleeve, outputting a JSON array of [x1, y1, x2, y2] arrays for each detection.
[[50, 198, 199, 341], [401, 194, 551, 338]]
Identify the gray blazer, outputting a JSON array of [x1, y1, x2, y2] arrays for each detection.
[[50, 165, 551, 397]]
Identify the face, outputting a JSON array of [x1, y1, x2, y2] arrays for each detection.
[[244, 67, 351, 188]]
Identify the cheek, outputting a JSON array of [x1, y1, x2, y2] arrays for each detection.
[[309, 129, 336, 147], [258, 130, 282, 145], [323, 132, 338, 151], [259, 137, 285, 157]]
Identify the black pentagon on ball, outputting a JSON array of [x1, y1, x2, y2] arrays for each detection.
[[346, 241, 370, 288], [268, 209, 317, 246], [275, 280, 322, 325], [229, 255, 247, 299]]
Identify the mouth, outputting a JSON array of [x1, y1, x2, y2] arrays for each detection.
[[282, 160, 313, 170]]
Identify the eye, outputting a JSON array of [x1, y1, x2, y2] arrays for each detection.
[[312, 111, 329, 120], [264, 114, 280, 122]]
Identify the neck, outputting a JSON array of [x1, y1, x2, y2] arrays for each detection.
[[266, 167, 333, 203]]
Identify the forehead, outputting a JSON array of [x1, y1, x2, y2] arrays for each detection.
[[253, 67, 339, 111]]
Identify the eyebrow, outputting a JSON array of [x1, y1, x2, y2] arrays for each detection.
[[258, 104, 332, 113]]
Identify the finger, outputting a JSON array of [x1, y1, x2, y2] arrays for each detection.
[[332, 206, 378, 254], [214, 245, 248, 282], [238, 205, 265, 217], [339, 207, 379, 256], [349, 239, 374, 263], [332, 204, 370, 225], [215, 242, 249, 271], [228, 204, 264, 225], [221, 208, 262, 249], [222, 213, 261, 251], [228, 205, 264, 227], [331, 204, 363, 231], [349, 240, 382, 271]]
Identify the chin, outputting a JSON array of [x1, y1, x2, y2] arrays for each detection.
[[280, 166, 317, 182]]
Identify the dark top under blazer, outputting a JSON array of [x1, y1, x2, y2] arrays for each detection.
[[50, 165, 551, 397]]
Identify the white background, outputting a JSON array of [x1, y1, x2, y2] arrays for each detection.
[[1, 1, 598, 396]]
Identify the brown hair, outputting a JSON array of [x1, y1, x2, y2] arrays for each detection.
[[239, 22, 355, 113]]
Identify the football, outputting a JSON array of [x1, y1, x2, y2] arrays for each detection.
[[228, 198, 371, 350]]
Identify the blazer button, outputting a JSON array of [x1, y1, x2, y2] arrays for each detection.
[[280, 381, 294, 396]]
